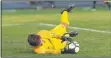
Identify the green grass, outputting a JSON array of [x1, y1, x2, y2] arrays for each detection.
[[2, 8, 111, 58]]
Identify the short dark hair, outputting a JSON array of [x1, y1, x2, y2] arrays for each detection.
[[28, 34, 41, 46]]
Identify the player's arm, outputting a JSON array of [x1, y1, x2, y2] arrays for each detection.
[[50, 4, 75, 37]]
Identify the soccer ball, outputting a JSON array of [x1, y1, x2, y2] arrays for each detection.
[[68, 41, 80, 53]]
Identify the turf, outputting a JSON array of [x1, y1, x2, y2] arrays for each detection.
[[2, 8, 111, 58]]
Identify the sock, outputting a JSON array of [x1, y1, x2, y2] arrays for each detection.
[[61, 11, 69, 25]]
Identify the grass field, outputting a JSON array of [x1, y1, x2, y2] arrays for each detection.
[[2, 8, 111, 58]]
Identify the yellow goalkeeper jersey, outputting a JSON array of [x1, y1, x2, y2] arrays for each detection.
[[34, 25, 67, 54], [34, 11, 69, 54]]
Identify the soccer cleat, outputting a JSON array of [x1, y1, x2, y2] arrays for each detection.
[[67, 4, 75, 12], [61, 4, 75, 14]]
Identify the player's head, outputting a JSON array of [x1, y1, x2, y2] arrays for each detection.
[[28, 34, 42, 46]]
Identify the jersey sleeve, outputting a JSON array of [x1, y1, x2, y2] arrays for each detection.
[[60, 41, 67, 49]]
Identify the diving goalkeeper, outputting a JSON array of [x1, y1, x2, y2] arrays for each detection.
[[28, 5, 79, 54]]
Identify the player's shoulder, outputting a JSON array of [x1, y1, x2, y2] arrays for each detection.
[[39, 30, 49, 32], [38, 30, 50, 34], [38, 30, 52, 38]]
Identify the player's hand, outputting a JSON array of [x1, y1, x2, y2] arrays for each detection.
[[61, 36, 69, 41], [69, 31, 78, 37]]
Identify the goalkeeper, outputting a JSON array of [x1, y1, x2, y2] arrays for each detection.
[[28, 5, 78, 54]]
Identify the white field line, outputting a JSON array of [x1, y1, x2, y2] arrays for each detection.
[[2, 23, 111, 34], [2, 24, 22, 26], [39, 23, 111, 34]]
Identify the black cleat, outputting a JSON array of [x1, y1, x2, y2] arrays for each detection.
[[67, 4, 75, 12], [61, 4, 75, 14]]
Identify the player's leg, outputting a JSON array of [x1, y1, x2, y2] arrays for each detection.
[[50, 5, 75, 35], [104, 1, 111, 10], [61, 11, 69, 28], [50, 11, 68, 35], [61, 4, 75, 28], [107, 2, 111, 10]]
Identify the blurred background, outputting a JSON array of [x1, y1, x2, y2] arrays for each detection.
[[1, 0, 111, 10], [1, 0, 111, 58]]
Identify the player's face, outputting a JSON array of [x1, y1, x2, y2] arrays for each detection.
[[36, 35, 43, 46], [39, 39, 43, 45]]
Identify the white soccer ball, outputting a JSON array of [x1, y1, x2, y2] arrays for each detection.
[[68, 41, 80, 53], [69, 43, 75, 49]]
